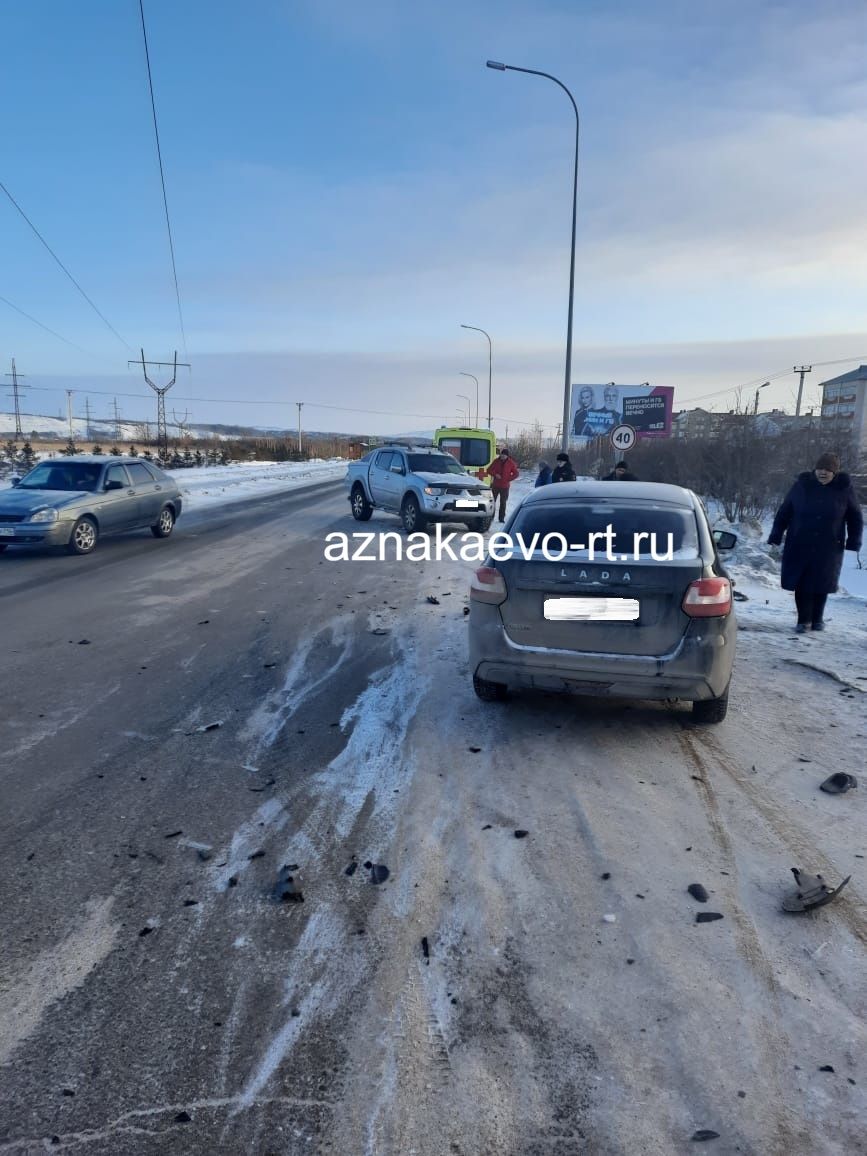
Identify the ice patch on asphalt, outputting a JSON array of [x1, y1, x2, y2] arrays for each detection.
[[240, 616, 355, 751]]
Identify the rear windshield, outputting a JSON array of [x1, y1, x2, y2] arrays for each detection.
[[407, 454, 467, 475], [437, 438, 491, 467], [510, 501, 700, 559]]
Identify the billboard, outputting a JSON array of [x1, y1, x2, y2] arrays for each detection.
[[569, 384, 674, 444]]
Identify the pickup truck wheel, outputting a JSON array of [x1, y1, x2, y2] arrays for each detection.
[[467, 516, 493, 533], [351, 485, 373, 521], [401, 494, 426, 533]]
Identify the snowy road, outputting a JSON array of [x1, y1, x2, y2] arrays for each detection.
[[0, 478, 864, 1155]]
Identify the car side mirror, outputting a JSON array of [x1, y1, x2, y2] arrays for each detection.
[[714, 529, 737, 550], [104, 479, 124, 491]]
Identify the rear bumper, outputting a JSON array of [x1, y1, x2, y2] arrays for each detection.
[[469, 608, 736, 701]]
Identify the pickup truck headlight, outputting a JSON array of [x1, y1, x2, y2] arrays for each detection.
[[423, 486, 446, 496], [29, 508, 59, 523]]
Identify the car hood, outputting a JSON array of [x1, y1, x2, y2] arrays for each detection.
[[0, 489, 86, 515], [414, 471, 487, 487]]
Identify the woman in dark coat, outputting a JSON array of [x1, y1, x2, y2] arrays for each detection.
[[767, 452, 863, 632]]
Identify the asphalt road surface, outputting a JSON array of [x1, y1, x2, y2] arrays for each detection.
[[1, 482, 864, 1155]]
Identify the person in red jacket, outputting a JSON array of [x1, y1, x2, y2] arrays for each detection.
[[485, 447, 520, 522]]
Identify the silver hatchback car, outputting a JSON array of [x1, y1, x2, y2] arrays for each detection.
[[468, 481, 737, 723], [0, 456, 183, 555]]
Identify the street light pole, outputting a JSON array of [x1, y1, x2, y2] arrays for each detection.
[[460, 372, 480, 426], [754, 382, 769, 416], [487, 59, 579, 454], [460, 324, 492, 429], [457, 393, 472, 425]]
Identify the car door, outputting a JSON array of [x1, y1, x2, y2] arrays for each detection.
[[97, 463, 137, 532], [383, 452, 407, 509], [368, 452, 393, 505], [126, 461, 163, 525]]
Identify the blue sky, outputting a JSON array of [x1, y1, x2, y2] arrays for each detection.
[[2, 0, 867, 436]]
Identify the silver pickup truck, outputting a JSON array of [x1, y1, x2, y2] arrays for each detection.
[[345, 444, 494, 532]]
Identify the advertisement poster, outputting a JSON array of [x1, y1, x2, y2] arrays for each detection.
[[569, 384, 674, 443]]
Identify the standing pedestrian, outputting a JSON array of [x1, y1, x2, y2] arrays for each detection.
[[551, 452, 577, 483], [602, 459, 639, 481], [767, 452, 862, 633], [534, 460, 552, 487], [485, 447, 520, 522]]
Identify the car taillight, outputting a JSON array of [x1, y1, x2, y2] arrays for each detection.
[[470, 566, 507, 605], [682, 576, 732, 617]]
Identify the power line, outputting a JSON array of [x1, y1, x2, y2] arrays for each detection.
[[0, 294, 95, 355], [0, 180, 132, 350], [138, 0, 187, 358]]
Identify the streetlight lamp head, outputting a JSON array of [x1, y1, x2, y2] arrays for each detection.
[[486, 60, 506, 70]]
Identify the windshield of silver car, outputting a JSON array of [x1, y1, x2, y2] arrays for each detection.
[[407, 454, 469, 475], [17, 463, 103, 491]]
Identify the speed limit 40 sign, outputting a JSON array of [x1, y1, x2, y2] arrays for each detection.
[[610, 424, 637, 451]]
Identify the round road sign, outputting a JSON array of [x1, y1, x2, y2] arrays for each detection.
[[610, 424, 636, 451]]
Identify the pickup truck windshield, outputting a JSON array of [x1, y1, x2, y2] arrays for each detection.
[[407, 454, 468, 475]]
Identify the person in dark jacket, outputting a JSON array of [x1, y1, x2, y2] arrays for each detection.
[[485, 447, 520, 522], [767, 452, 863, 633], [534, 460, 552, 487], [602, 459, 639, 481], [551, 453, 577, 483]]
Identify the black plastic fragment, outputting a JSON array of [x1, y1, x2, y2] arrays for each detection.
[[688, 884, 709, 903], [514, 830, 529, 839], [601, 872, 611, 880], [369, 863, 390, 885], [273, 865, 304, 903], [175, 1111, 192, 1123], [696, 912, 724, 923], [345, 861, 358, 876], [247, 849, 265, 861], [421, 936, 430, 963], [164, 830, 183, 839], [819, 1065, 835, 1073], [426, 595, 440, 604], [691, 1130, 720, 1142]]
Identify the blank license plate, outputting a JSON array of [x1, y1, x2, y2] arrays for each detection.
[[544, 597, 639, 622], [0, 527, 14, 537], [455, 500, 480, 509]]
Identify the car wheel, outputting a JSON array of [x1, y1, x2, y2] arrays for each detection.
[[467, 516, 493, 533], [401, 494, 426, 533], [473, 674, 508, 702], [67, 516, 98, 555], [151, 506, 175, 538], [691, 685, 729, 724], [351, 485, 373, 521]]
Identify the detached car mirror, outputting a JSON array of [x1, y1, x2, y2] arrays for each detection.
[[714, 529, 738, 550], [104, 479, 125, 491]]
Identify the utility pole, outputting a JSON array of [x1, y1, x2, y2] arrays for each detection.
[[113, 397, 121, 442], [793, 365, 812, 417], [129, 350, 190, 460], [85, 397, 92, 441], [4, 359, 27, 438], [296, 402, 303, 455]]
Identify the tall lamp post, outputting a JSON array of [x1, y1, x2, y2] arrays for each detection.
[[486, 60, 579, 454], [754, 382, 769, 416], [460, 372, 480, 426], [457, 393, 472, 425], [460, 324, 492, 429]]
